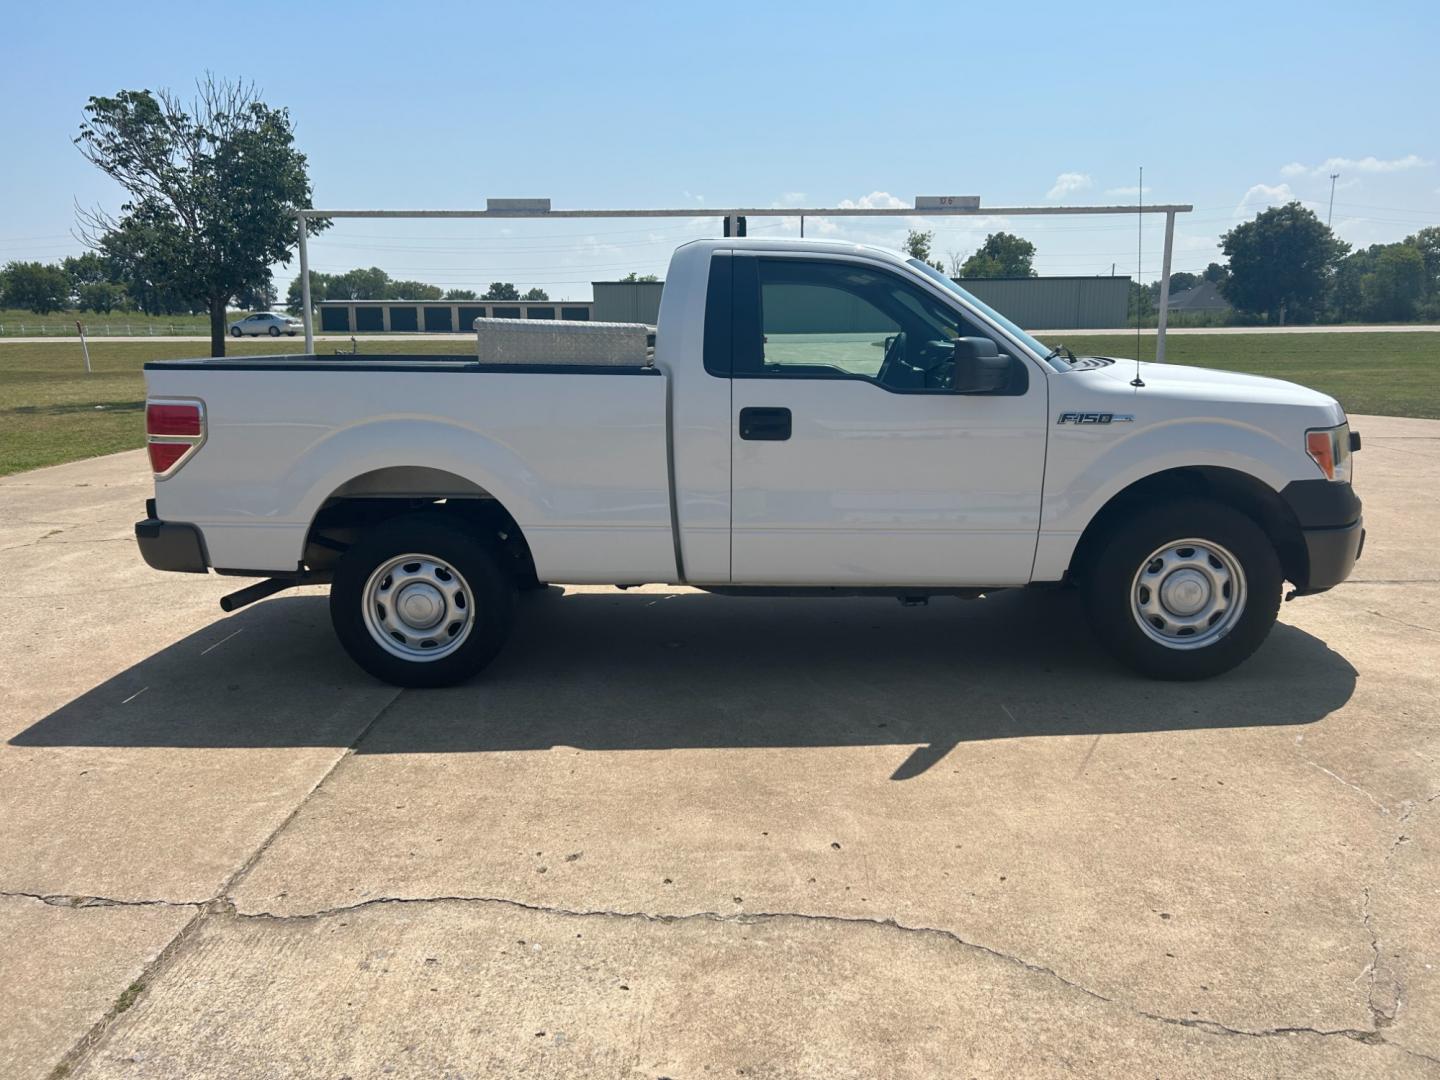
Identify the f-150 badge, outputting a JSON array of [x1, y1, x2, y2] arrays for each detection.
[[1056, 412, 1134, 424]]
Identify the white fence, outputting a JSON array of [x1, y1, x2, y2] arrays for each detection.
[[0, 322, 208, 337]]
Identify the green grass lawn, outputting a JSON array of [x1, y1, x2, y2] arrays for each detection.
[[1040, 332, 1440, 420], [1, 333, 1437, 476], [0, 339, 466, 476]]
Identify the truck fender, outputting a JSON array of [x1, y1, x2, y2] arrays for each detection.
[[281, 418, 543, 559], [1034, 419, 1303, 581]]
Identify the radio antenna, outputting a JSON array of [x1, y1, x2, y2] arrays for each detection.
[[1131, 166, 1145, 387]]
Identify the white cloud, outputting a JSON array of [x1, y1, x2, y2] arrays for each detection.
[[1046, 172, 1093, 200], [779, 191, 807, 206], [1105, 185, 1151, 197], [1234, 182, 1296, 217], [837, 190, 907, 210], [1281, 154, 1430, 178]]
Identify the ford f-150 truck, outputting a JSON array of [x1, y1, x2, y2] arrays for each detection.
[[135, 238, 1364, 686]]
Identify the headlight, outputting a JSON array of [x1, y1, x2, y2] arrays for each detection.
[[1305, 422, 1352, 482]]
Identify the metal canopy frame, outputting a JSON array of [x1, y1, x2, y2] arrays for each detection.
[[295, 202, 1192, 357]]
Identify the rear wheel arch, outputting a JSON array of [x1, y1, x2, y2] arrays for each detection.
[[1068, 466, 1307, 587], [301, 466, 540, 588]]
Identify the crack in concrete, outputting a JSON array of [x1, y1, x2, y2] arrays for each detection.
[[36, 739, 1440, 1075], [1307, 761, 1391, 814], [0, 890, 202, 911], [229, 893, 1431, 1059], [1363, 609, 1440, 635], [0, 536, 132, 553], [1344, 578, 1440, 585], [1353, 790, 1440, 1047], [45, 684, 405, 1080]]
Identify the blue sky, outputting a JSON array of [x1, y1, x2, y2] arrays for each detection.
[[2, 0, 1437, 301]]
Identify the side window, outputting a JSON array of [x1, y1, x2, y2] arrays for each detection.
[[739, 258, 1001, 392]]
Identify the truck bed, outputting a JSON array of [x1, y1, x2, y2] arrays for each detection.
[[143, 354, 676, 582]]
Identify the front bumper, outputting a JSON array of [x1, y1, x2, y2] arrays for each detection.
[[135, 507, 208, 574], [1298, 518, 1365, 594], [1280, 479, 1364, 595]]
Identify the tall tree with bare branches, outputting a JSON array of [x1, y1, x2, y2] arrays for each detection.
[[75, 75, 324, 356]]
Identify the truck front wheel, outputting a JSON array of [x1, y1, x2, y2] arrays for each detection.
[[1081, 499, 1282, 680], [329, 515, 516, 687]]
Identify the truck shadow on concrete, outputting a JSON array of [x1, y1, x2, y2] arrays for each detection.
[[11, 587, 1357, 780]]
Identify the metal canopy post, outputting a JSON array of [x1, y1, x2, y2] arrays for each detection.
[[294, 202, 1193, 354], [298, 211, 313, 354], [1156, 210, 1176, 364]]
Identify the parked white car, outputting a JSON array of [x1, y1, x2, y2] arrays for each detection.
[[228, 312, 302, 337], [139, 238, 1364, 687]]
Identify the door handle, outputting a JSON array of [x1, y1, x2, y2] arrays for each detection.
[[739, 407, 791, 441]]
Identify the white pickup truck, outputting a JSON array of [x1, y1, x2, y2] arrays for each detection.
[[135, 238, 1364, 686]]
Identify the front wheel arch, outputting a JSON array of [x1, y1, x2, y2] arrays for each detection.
[[1068, 466, 1306, 589]]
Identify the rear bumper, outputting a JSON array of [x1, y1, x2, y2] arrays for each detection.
[[135, 513, 208, 574]]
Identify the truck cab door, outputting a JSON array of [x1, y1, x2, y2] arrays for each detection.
[[726, 254, 1048, 586]]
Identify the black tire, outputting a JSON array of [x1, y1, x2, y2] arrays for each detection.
[[329, 514, 516, 687], [1080, 499, 1282, 680], [268, 325, 281, 337], [230, 326, 242, 337]]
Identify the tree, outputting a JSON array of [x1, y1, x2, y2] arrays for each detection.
[[443, 288, 478, 301], [1220, 202, 1347, 324], [1, 261, 70, 313], [482, 282, 520, 300], [1167, 271, 1201, 294], [389, 280, 443, 300], [62, 252, 113, 294], [326, 267, 390, 300], [237, 281, 277, 310], [1364, 245, 1426, 321], [620, 272, 659, 283], [1202, 262, 1229, 285], [75, 76, 324, 356], [286, 271, 333, 313], [522, 287, 550, 301], [902, 229, 944, 272], [1403, 227, 1440, 296], [1128, 280, 1155, 325], [77, 281, 127, 313], [960, 232, 1037, 278]]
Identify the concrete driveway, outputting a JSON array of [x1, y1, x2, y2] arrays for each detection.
[[1, 416, 1436, 1079]]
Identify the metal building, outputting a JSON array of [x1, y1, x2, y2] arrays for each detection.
[[592, 281, 665, 324], [317, 298, 593, 334], [954, 277, 1130, 330]]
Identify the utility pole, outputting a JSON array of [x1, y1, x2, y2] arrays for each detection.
[[1327, 173, 1339, 227]]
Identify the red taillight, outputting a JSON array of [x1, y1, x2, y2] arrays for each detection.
[[146, 402, 202, 437], [145, 398, 205, 477], [147, 441, 191, 474]]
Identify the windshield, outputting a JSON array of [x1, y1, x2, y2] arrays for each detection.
[[905, 259, 1064, 371]]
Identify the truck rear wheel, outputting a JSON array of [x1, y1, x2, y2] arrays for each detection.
[[1080, 499, 1281, 680], [329, 514, 516, 687]]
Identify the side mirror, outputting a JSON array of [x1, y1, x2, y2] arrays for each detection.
[[951, 336, 1010, 394]]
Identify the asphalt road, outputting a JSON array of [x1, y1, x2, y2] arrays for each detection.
[[1, 418, 1437, 1078]]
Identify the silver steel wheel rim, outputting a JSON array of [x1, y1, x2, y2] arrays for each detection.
[[1130, 538, 1247, 650], [361, 553, 474, 662]]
